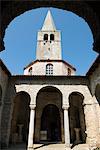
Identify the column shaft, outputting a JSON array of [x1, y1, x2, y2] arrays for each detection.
[[63, 107, 70, 147], [27, 106, 35, 150]]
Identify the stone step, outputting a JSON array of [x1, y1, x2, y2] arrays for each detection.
[[72, 144, 89, 150], [2, 143, 90, 150], [34, 143, 65, 150]]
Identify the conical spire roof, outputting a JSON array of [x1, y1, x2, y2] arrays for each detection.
[[42, 10, 56, 31]]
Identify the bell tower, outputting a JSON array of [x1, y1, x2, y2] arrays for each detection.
[[36, 10, 62, 60]]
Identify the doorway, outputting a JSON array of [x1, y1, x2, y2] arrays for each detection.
[[41, 104, 61, 142], [68, 92, 86, 144]]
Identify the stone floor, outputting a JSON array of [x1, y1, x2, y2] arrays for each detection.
[[2, 143, 90, 150]]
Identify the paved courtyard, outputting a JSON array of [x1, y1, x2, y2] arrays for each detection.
[[2, 143, 91, 150]]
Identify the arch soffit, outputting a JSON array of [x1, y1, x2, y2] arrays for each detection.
[[1, 1, 100, 52], [15, 84, 32, 99], [36, 85, 62, 98], [95, 84, 100, 96], [13, 91, 31, 103]]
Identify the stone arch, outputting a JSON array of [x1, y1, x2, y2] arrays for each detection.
[[1, 1, 100, 52], [28, 67, 32, 75], [50, 34, 54, 41], [34, 86, 63, 142], [10, 91, 31, 145], [68, 92, 86, 145], [0, 85, 2, 106], [44, 34, 48, 41], [95, 84, 100, 105]]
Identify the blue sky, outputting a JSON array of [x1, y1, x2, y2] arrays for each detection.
[[0, 7, 98, 75]]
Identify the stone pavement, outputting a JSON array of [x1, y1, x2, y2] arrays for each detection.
[[2, 143, 90, 150]]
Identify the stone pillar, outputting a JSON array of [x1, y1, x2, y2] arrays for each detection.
[[84, 103, 98, 148], [63, 105, 71, 150], [27, 104, 36, 150]]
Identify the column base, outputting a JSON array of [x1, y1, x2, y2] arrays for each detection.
[[65, 144, 71, 150], [27, 147, 34, 150]]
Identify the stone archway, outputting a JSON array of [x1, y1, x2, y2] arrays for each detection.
[[1, 1, 100, 52], [10, 91, 31, 145], [34, 86, 63, 143], [41, 104, 61, 142], [68, 92, 86, 145]]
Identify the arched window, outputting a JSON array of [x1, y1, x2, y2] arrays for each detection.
[[46, 64, 53, 75], [29, 67, 32, 75], [50, 34, 54, 41], [44, 34, 48, 41], [68, 68, 71, 75]]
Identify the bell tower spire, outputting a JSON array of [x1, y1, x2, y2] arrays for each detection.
[[36, 10, 62, 60], [42, 10, 56, 31]]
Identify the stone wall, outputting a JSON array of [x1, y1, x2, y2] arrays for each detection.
[[0, 66, 9, 147], [1, 73, 100, 148], [24, 61, 75, 76], [88, 64, 100, 147]]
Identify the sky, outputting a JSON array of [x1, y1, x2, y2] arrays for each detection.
[[0, 7, 98, 75]]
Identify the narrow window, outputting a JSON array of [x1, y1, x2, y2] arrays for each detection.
[[44, 34, 48, 41], [50, 34, 54, 41], [46, 64, 53, 75], [29, 67, 32, 75], [68, 68, 71, 76]]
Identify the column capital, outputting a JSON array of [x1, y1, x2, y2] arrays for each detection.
[[29, 104, 36, 110], [62, 104, 69, 110]]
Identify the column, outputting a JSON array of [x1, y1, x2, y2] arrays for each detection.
[[27, 104, 36, 150], [84, 103, 98, 148], [63, 105, 71, 150]]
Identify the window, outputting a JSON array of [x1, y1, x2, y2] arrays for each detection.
[[29, 67, 32, 75], [46, 64, 53, 75], [50, 34, 54, 41], [44, 34, 48, 41], [68, 68, 71, 76]]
